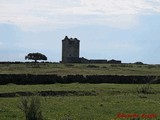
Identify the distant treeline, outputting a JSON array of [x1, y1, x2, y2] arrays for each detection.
[[0, 74, 159, 85]]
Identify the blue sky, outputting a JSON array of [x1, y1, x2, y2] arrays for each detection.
[[0, 0, 160, 64]]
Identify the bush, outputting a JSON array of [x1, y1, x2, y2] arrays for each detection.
[[18, 96, 45, 120], [136, 84, 154, 94]]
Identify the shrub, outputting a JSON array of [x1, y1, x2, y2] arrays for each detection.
[[136, 84, 154, 94], [18, 96, 45, 120]]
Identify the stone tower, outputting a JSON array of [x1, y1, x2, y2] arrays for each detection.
[[62, 36, 80, 63]]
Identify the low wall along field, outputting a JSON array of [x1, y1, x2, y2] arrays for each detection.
[[0, 63, 160, 84], [0, 74, 159, 85]]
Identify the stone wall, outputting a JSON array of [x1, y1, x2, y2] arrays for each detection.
[[0, 74, 159, 84]]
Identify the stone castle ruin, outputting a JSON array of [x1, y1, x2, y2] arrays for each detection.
[[62, 36, 80, 63], [61, 36, 121, 64]]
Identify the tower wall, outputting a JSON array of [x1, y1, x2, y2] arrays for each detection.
[[62, 36, 80, 63]]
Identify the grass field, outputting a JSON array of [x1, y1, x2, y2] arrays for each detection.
[[0, 63, 160, 119], [1, 63, 160, 76], [0, 83, 160, 120]]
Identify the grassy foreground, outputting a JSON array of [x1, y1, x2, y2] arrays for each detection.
[[0, 63, 160, 119], [1, 63, 160, 76], [0, 83, 160, 120]]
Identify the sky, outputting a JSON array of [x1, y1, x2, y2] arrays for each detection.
[[0, 0, 160, 64]]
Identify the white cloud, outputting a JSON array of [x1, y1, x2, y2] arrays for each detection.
[[79, 0, 152, 15], [0, 0, 160, 30]]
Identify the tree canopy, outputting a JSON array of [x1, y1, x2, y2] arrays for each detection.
[[25, 53, 47, 63]]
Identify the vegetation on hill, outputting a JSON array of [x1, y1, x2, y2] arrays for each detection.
[[0, 63, 160, 76]]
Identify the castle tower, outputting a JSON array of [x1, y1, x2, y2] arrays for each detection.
[[62, 36, 80, 63]]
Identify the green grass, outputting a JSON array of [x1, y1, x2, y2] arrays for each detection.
[[1, 63, 160, 76], [0, 83, 160, 94], [0, 84, 160, 120], [0, 63, 160, 119]]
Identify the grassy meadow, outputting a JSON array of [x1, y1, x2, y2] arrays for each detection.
[[0, 83, 160, 120], [0, 63, 160, 76], [0, 63, 160, 120]]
